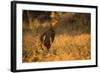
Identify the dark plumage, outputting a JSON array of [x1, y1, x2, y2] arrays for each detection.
[[40, 12, 58, 52], [40, 28, 55, 51]]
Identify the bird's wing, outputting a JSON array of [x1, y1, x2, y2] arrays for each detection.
[[43, 35, 46, 42]]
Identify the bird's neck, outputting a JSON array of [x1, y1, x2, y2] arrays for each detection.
[[50, 23, 56, 30], [50, 25, 54, 31]]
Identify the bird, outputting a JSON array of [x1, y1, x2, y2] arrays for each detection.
[[40, 12, 58, 52], [40, 28, 55, 50]]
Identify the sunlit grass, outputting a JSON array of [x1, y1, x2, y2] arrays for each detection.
[[22, 12, 91, 63], [23, 32, 91, 62]]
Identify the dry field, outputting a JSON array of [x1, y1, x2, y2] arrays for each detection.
[[23, 33, 90, 62], [22, 11, 91, 63]]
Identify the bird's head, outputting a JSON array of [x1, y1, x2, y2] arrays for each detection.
[[51, 18, 58, 27], [50, 12, 58, 29]]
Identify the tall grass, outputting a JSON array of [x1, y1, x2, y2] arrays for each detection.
[[22, 11, 91, 62]]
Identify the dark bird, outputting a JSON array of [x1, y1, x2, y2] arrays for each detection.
[[40, 12, 58, 52], [40, 28, 55, 50]]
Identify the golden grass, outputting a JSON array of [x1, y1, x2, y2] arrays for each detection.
[[23, 32, 91, 62], [22, 12, 91, 62]]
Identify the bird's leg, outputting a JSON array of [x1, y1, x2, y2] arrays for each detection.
[[39, 42, 47, 55]]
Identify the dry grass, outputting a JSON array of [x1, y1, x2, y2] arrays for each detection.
[[23, 32, 91, 62], [22, 11, 91, 63]]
